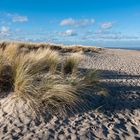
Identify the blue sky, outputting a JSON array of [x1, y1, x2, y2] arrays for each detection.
[[0, 0, 140, 48]]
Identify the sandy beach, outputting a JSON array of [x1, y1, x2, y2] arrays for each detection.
[[0, 48, 140, 140]]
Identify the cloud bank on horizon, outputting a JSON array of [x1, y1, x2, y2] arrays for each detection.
[[0, 0, 140, 47]]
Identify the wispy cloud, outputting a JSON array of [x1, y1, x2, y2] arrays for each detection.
[[0, 26, 10, 39], [0, 12, 28, 40], [0, 12, 28, 26], [60, 18, 95, 27], [82, 34, 139, 40], [60, 18, 75, 26], [86, 29, 121, 35], [82, 28, 139, 40], [12, 15, 28, 23], [60, 29, 77, 36], [7, 13, 28, 23], [0, 26, 9, 33], [101, 22, 114, 29]]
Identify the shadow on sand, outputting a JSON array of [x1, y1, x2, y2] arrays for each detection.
[[62, 68, 140, 117], [0, 68, 140, 118], [94, 69, 140, 113]]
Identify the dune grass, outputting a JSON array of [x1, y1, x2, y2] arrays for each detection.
[[0, 42, 103, 116], [62, 53, 83, 76], [0, 41, 102, 53]]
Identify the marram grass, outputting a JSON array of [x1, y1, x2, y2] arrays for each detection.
[[62, 53, 83, 76], [0, 43, 104, 116]]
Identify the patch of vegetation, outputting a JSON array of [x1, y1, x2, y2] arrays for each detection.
[[0, 43, 105, 116], [0, 41, 102, 53]]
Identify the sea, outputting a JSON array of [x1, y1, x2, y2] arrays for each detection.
[[80, 41, 140, 51], [94, 41, 140, 51], [104, 46, 140, 50], [59, 40, 140, 51]]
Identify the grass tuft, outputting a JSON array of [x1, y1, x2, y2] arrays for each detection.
[[62, 53, 83, 76], [0, 43, 103, 117]]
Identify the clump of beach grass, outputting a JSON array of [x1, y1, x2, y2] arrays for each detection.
[[39, 75, 79, 115], [3, 43, 20, 63], [62, 53, 83, 76], [0, 43, 102, 116]]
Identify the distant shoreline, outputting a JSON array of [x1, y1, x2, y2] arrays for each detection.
[[103, 47, 140, 51]]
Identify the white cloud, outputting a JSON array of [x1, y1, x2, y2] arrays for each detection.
[[0, 26, 10, 38], [86, 30, 121, 35], [7, 13, 28, 23], [60, 29, 77, 36], [82, 29, 139, 40], [0, 26, 10, 34], [60, 18, 95, 27], [101, 22, 113, 29], [60, 18, 75, 26], [12, 15, 28, 23]]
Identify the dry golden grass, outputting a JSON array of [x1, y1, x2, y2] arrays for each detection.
[[62, 53, 83, 76], [0, 42, 103, 116], [60, 45, 99, 53], [0, 41, 102, 53], [38, 75, 79, 115], [3, 43, 19, 62]]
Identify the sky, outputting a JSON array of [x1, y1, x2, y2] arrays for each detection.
[[0, 0, 140, 48]]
